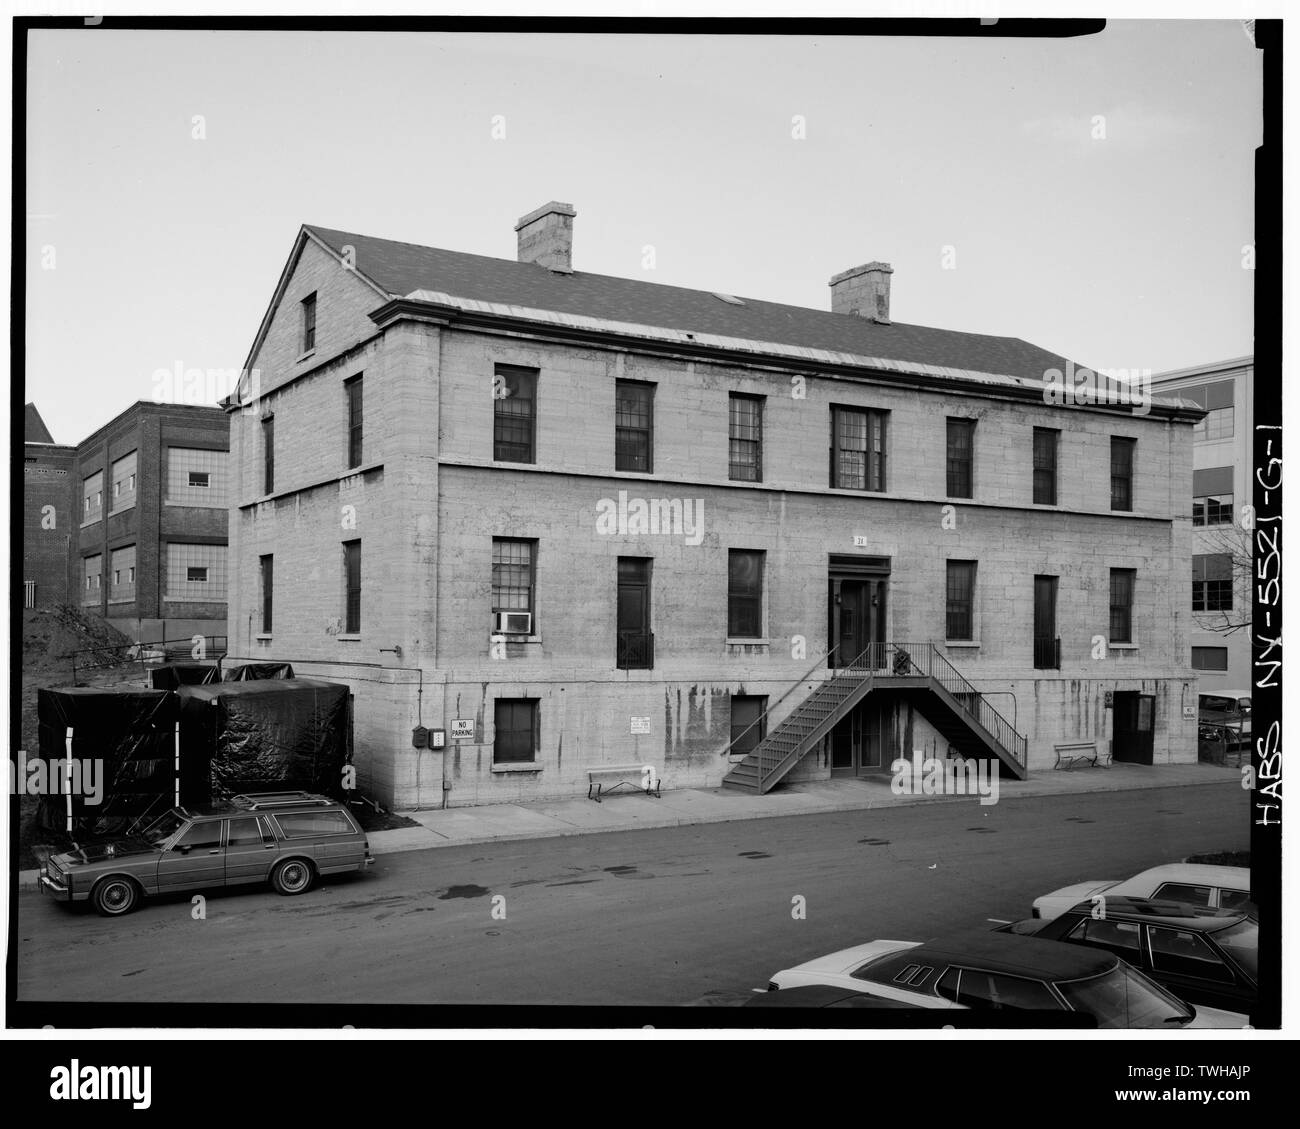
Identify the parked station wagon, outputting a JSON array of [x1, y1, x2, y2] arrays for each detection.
[[39, 791, 374, 916]]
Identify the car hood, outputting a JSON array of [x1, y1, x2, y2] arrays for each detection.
[[1032, 881, 1117, 918], [1186, 1004, 1250, 1030], [51, 839, 157, 866]]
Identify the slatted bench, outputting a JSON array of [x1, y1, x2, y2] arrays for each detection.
[[1054, 741, 1112, 770], [586, 764, 661, 802]]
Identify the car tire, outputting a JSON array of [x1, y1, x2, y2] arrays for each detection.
[[272, 858, 314, 896], [91, 876, 140, 917]]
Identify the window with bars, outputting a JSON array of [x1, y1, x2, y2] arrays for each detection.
[[82, 555, 102, 603], [260, 555, 274, 633], [164, 544, 228, 601], [110, 451, 138, 511], [166, 448, 227, 507], [945, 561, 976, 641], [729, 394, 763, 482], [1192, 554, 1233, 612], [727, 549, 764, 638], [343, 540, 362, 633], [492, 539, 535, 623], [346, 375, 364, 469], [493, 366, 537, 463], [82, 471, 103, 523], [946, 418, 975, 498], [1033, 428, 1058, 505], [615, 380, 654, 472], [301, 292, 317, 353], [262, 416, 275, 494], [493, 699, 538, 764], [109, 545, 136, 603], [830, 406, 887, 491], [1110, 437, 1136, 511], [1109, 568, 1135, 643]]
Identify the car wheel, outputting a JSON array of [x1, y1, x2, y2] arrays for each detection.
[[92, 876, 140, 917], [272, 858, 314, 896]]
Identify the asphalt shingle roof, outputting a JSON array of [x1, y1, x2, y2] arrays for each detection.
[[306, 225, 1084, 380]]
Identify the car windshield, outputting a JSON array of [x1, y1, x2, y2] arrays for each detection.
[[1212, 918, 1258, 982], [1055, 964, 1193, 1029], [141, 810, 188, 845]]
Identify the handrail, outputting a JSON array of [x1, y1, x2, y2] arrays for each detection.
[[70, 634, 229, 684], [722, 644, 839, 760]]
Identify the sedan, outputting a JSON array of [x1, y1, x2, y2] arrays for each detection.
[[1031, 863, 1250, 921]]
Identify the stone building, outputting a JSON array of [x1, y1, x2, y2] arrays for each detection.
[[224, 202, 1204, 809]]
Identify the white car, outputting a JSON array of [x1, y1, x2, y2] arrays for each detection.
[[766, 930, 1246, 1028], [1031, 863, 1251, 921]]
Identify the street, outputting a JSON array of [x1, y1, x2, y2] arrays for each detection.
[[17, 783, 1248, 1007]]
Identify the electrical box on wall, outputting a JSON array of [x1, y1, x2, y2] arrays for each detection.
[[411, 726, 429, 748], [429, 728, 446, 749]]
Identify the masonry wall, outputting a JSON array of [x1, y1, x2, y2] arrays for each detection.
[[23, 443, 75, 607]]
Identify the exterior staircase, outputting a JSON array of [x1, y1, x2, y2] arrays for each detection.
[[721, 642, 1029, 794]]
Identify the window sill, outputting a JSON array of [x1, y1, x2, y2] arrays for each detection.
[[491, 762, 541, 774], [80, 518, 102, 528], [296, 349, 316, 364], [163, 596, 226, 603], [1109, 643, 1140, 651], [337, 634, 361, 641], [944, 640, 980, 648], [108, 503, 136, 516], [490, 634, 542, 645], [256, 633, 273, 641], [726, 637, 769, 647]]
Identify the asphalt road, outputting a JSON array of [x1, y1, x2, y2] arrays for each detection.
[[16, 783, 1248, 1007]]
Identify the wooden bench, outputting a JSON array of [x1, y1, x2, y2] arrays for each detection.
[[586, 764, 661, 802], [1053, 741, 1112, 770]]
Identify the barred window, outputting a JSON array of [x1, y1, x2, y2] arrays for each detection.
[[830, 406, 887, 491], [110, 451, 138, 511], [494, 699, 539, 765], [1033, 428, 1058, 505], [1111, 437, 1135, 511], [491, 539, 535, 615], [729, 394, 763, 482], [166, 448, 227, 508], [1192, 554, 1232, 612], [1110, 568, 1135, 643], [946, 560, 976, 641], [946, 418, 974, 498], [494, 366, 537, 463], [727, 549, 764, 638], [615, 380, 654, 473], [165, 543, 228, 601]]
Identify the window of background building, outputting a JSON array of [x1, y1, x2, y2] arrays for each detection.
[[81, 555, 102, 604], [1191, 647, 1229, 671], [493, 365, 537, 463], [493, 699, 538, 764], [343, 540, 362, 633], [728, 549, 765, 638], [946, 560, 976, 640], [1192, 466, 1234, 527], [1184, 381, 1235, 443], [166, 448, 228, 508], [301, 292, 317, 353], [830, 406, 887, 491], [260, 555, 274, 633], [491, 539, 535, 631], [729, 394, 764, 482], [1033, 428, 1059, 505], [82, 471, 103, 523], [110, 451, 137, 512], [1192, 554, 1233, 612], [615, 380, 654, 473], [165, 544, 228, 602], [346, 375, 364, 469], [1111, 437, 1136, 511], [109, 545, 136, 604], [1110, 568, 1136, 643], [946, 418, 975, 498]]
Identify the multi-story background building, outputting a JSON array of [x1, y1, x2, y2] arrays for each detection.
[[22, 403, 76, 609], [1151, 357, 1253, 690], [72, 401, 230, 647], [225, 203, 1204, 809]]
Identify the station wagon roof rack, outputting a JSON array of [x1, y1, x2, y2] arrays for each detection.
[[229, 791, 334, 810]]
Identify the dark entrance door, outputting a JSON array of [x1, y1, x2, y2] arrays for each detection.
[[831, 700, 890, 775], [1113, 691, 1155, 764], [1034, 575, 1059, 669], [828, 578, 887, 668], [617, 558, 652, 669]]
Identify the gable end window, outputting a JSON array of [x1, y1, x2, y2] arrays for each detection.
[[301, 292, 317, 353]]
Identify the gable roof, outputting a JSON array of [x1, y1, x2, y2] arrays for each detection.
[[304, 225, 1086, 382], [25, 403, 55, 444]]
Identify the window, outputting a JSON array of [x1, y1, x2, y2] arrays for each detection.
[[948, 969, 1060, 1012], [260, 555, 274, 633], [276, 811, 354, 838], [301, 292, 317, 353], [110, 451, 137, 511], [1153, 883, 1214, 908], [830, 406, 887, 491], [1192, 466, 1233, 527], [1109, 568, 1135, 643], [225, 817, 263, 848], [946, 418, 975, 498], [82, 471, 103, 523], [166, 448, 227, 507], [1148, 927, 1235, 984], [165, 544, 228, 601], [946, 561, 976, 641], [1110, 437, 1135, 511], [188, 472, 210, 488], [493, 365, 537, 463], [174, 822, 222, 852], [1184, 381, 1235, 443], [492, 539, 535, 628], [728, 550, 764, 638], [81, 555, 102, 604], [729, 695, 768, 757], [1191, 646, 1229, 671], [346, 375, 364, 469], [1032, 428, 1058, 505], [616, 557, 653, 669], [1198, 406, 1234, 442], [262, 416, 275, 494], [729, 394, 764, 482], [494, 699, 538, 765], [343, 540, 362, 634], [109, 545, 136, 603], [1065, 916, 1142, 955], [615, 380, 654, 472], [1033, 575, 1059, 669], [1192, 554, 1232, 612]]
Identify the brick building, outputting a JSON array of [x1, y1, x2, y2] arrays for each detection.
[[1151, 357, 1254, 690], [225, 203, 1205, 809], [72, 401, 230, 646], [22, 404, 76, 609]]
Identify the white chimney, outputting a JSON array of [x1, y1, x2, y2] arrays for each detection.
[[515, 201, 577, 273], [829, 261, 893, 324]]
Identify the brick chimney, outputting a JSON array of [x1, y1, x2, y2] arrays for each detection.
[[829, 262, 893, 324], [515, 201, 577, 273]]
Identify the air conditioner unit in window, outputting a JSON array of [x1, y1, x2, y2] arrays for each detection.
[[493, 611, 532, 635]]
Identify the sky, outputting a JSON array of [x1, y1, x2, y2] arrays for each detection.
[[24, 20, 1261, 445]]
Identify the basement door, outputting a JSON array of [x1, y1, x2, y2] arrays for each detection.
[[1112, 691, 1155, 765]]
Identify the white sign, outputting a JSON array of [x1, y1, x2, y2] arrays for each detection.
[[450, 719, 475, 739], [1182, 704, 1197, 720], [630, 716, 651, 735], [853, 535, 868, 547]]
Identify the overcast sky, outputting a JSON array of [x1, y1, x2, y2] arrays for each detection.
[[24, 20, 1260, 445]]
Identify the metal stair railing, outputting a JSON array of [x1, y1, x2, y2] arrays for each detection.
[[722, 644, 840, 764]]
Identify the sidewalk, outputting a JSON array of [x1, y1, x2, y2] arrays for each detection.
[[16, 762, 1240, 890]]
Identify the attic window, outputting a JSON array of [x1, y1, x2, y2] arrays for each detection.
[[712, 292, 745, 306]]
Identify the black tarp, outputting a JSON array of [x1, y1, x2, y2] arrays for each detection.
[[150, 663, 221, 690], [177, 678, 350, 802], [35, 688, 181, 837], [223, 662, 295, 682]]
